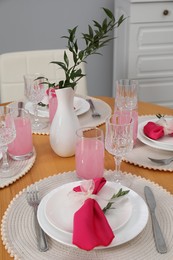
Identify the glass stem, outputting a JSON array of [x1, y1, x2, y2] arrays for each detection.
[[114, 156, 122, 183], [1, 146, 10, 171]]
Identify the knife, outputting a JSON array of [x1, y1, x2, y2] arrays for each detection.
[[144, 186, 167, 254]]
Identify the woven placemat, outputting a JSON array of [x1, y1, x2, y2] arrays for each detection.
[[1, 170, 173, 260], [0, 148, 36, 189], [32, 97, 112, 135]]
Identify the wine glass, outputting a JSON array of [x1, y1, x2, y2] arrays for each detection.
[[0, 106, 16, 178], [24, 73, 48, 131], [105, 114, 134, 186], [115, 79, 138, 144], [116, 79, 138, 110]]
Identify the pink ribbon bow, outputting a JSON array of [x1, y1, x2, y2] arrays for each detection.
[[72, 177, 115, 250]]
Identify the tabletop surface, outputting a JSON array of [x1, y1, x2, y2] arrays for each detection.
[[1, 96, 173, 260]]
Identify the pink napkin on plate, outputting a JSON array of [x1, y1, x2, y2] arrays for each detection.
[[72, 177, 115, 250], [143, 122, 164, 140]]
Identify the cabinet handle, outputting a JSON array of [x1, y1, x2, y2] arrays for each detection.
[[163, 10, 169, 16]]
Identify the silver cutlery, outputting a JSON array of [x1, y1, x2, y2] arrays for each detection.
[[148, 156, 173, 165], [86, 99, 101, 118], [144, 186, 167, 254], [26, 186, 49, 252]]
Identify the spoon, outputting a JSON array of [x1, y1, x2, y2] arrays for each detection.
[[148, 156, 173, 165]]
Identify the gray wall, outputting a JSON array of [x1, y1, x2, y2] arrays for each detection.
[[0, 0, 116, 97]]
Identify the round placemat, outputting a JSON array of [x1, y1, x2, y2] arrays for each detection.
[[0, 148, 36, 189], [1, 170, 173, 259], [32, 97, 112, 135], [124, 115, 173, 171]]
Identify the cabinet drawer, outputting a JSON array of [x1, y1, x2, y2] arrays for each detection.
[[130, 2, 173, 23]]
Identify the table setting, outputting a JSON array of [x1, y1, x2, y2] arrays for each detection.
[[124, 115, 173, 172], [1, 170, 173, 260]]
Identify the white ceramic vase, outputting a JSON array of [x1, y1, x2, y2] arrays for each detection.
[[49, 87, 80, 157]]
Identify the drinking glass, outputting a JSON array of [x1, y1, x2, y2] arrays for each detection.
[[75, 127, 104, 179], [115, 79, 138, 143], [0, 106, 16, 178], [105, 114, 134, 185], [8, 107, 33, 160], [24, 73, 48, 130]]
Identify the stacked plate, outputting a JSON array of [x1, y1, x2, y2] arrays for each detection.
[[25, 96, 90, 118], [37, 181, 149, 249], [138, 117, 173, 151]]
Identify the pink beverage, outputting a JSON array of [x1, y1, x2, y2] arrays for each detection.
[[48, 88, 58, 123], [8, 109, 33, 160], [75, 128, 104, 179]]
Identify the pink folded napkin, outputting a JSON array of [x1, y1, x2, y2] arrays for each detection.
[[73, 177, 115, 250], [143, 122, 164, 140]]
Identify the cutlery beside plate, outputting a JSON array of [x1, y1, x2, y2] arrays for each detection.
[[144, 186, 167, 254]]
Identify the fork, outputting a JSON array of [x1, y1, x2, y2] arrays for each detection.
[[86, 99, 101, 118], [148, 156, 173, 165], [26, 186, 49, 252]]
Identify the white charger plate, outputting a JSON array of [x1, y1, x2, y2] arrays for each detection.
[[25, 96, 90, 117], [37, 181, 149, 249], [138, 119, 173, 151], [44, 181, 132, 234]]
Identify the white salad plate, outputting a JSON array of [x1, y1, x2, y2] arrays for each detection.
[[25, 96, 90, 117], [138, 119, 173, 151], [37, 181, 149, 249]]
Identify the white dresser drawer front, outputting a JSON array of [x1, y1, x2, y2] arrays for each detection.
[[138, 77, 173, 105], [130, 2, 173, 23], [128, 52, 173, 78], [129, 23, 173, 53]]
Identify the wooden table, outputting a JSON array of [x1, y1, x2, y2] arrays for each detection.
[[1, 96, 173, 259]]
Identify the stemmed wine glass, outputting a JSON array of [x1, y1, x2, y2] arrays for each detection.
[[24, 73, 48, 131], [0, 106, 16, 178], [115, 79, 138, 143], [105, 114, 134, 186]]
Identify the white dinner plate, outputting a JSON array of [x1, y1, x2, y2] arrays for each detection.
[[37, 181, 149, 249], [44, 181, 132, 234], [25, 96, 90, 117], [138, 119, 173, 151]]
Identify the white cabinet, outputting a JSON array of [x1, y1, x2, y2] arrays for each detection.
[[113, 0, 173, 107]]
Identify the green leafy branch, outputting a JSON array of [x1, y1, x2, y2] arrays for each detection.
[[50, 8, 126, 89], [103, 188, 130, 214]]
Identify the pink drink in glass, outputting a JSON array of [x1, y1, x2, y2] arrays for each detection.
[[75, 128, 104, 179], [8, 113, 33, 160]]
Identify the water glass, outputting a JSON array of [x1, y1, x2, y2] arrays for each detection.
[[8, 107, 33, 160], [75, 127, 104, 180]]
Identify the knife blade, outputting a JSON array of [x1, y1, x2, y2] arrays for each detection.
[[144, 186, 167, 254]]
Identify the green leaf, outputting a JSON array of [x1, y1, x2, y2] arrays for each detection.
[[103, 7, 115, 22], [64, 51, 69, 68], [50, 61, 67, 71]]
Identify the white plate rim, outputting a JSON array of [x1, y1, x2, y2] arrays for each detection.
[[43, 181, 133, 234], [37, 181, 149, 249], [138, 120, 173, 151], [25, 97, 90, 118]]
